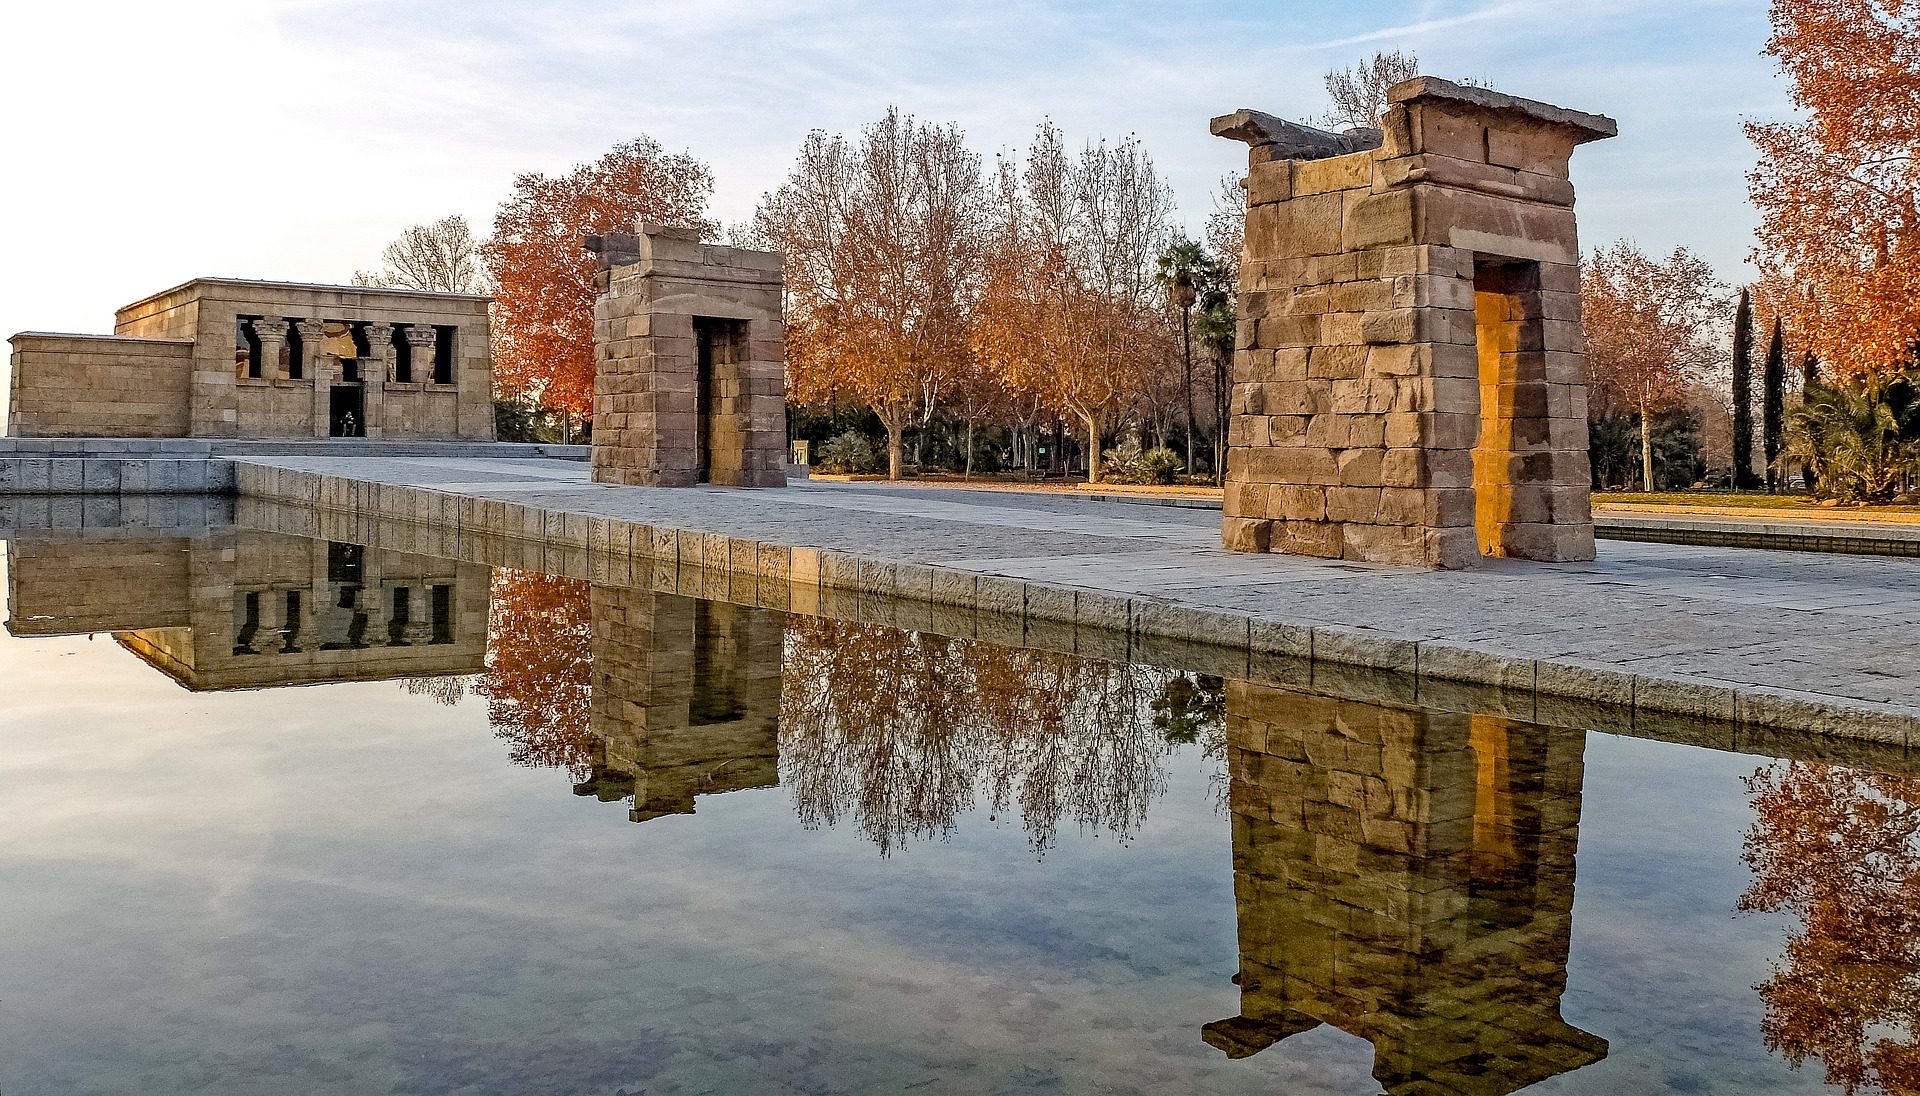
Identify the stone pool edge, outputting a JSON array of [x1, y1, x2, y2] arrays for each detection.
[[229, 460, 1920, 749]]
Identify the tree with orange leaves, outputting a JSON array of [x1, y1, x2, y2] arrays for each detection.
[[1749, 0, 1920, 381], [483, 139, 717, 429], [476, 568, 596, 777], [749, 109, 985, 480], [1581, 241, 1731, 490], [777, 614, 1171, 856], [973, 122, 1176, 483], [1742, 760, 1920, 1095]]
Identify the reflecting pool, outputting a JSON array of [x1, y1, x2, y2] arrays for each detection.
[[0, 514, 1912, 1094]]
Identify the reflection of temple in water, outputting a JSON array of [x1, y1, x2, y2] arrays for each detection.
[[574, 586, 783, 822], [4, 530, 486, 689], [1206, 681, 1607, 1094]]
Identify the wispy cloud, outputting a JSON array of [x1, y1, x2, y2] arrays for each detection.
[[0, 0, 1783, 351]]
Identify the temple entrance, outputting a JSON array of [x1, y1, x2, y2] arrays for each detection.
[[692, 317, 748, 484], [1471, 260, 1550, 559], [329, 384, 365, 438]]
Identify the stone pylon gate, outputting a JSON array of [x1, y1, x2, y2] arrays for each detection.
[[1213, 78, 1615, 568], [586, 226, 788, 488]]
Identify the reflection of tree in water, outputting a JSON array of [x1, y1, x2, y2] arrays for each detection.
[[1742, 761, 1920, 1096], [477, 569, 595, 778], [1152, 672, 1224, 745], [399, 675, 470, 706], [779, 616, 1184, 855]]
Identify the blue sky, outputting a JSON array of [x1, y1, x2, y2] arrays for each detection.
[[0, 0, 1782, 343]]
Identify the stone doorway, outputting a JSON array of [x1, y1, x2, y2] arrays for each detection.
[[329, 384, 365, 438], [1210, 77, 1612, 567], [586, 226, 788, 488], [693, 316, 748, 485], [1471, 260, 1552, 558]]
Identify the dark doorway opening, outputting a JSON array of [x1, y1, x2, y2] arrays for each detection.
[[690, 599, 745, 725], [692, 317, 748, 483], [330, 385, 366, 438]]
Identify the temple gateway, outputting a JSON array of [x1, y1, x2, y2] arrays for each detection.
[[8, 278, 494, 441], [1214, 77, 1614, 568]]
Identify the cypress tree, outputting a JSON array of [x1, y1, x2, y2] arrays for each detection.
[[1730, 287, 1756, 488], [1763, 318, 1787, 491], [1801, 352, 1820, 491]]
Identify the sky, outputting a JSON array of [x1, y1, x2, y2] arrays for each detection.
[[0, 0, 1784, 346]]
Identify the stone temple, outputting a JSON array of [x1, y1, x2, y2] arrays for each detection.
[[587, 226, 789, 488], [8, 278, 494, 441], [1213, 77, 1615, 568]]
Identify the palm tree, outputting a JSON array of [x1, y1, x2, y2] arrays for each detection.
[[1157, 238, 1210, 475], [1786, 375, 1920, 503], [1193, 269, 1237, 485]]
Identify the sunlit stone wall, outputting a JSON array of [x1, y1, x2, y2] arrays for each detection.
[[1213, 78, 1613, 567], [589, 226, 788, 488], [8, 279, 494, 441]]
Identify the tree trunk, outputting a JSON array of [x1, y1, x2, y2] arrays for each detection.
[[1214, 352, 1228, 486], [886, 422, 905, 481], [1639, 399, 1655, 492], [964, 416, 975, 481], [1080, 411, 1103, 484], [1181, 310, 1195, 475]]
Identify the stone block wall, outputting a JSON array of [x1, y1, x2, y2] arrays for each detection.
[[1215, 78, 1612, 567], [590, 226, 788, 488], [1204, 681, 1607, 1091], [8, 333, 193, 437]]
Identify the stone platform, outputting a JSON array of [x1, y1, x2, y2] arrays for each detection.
[[213, 455, 1920, 745]]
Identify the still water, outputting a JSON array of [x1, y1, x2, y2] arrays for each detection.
[[0, 517, 1908, 1095]]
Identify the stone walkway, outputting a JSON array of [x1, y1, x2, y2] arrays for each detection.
[[235, 455, 1920, 740]]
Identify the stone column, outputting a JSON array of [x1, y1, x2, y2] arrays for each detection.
[[402, 324, 438, 384], [362, 321, 392, 439], [253, 316, 290, 382], [296, 320, 329, 436]]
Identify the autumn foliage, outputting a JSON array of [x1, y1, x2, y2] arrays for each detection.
[[752, 109, 1184, 483], [778, 614, 1176, 855], [1742, 761, 1920, 1095], [483, 139, 718, 418], [1580, 241, 1730, 488], [749, 110, 984, 478], [1749, 0, 1920, 380], [477, 569, 595, 777]]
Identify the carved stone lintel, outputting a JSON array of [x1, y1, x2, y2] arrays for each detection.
[[1208, 110, 1376, 160]]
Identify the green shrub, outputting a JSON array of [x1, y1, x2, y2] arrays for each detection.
[[1788, 375, 1920, 503], [814, 430, 883, 475], [1101, 440, 1184, 485]]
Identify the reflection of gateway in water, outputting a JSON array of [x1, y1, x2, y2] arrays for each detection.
[[1206, 681, 1607, 1094], [572, 587, 782, 822]]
